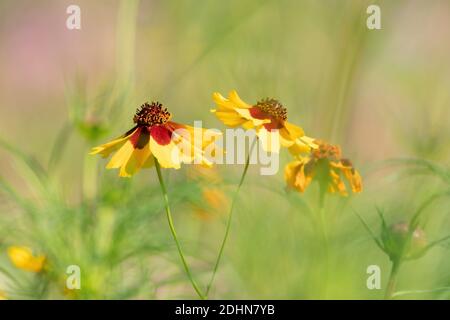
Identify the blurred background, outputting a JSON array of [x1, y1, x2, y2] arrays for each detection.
[[0, 0, 450, 299]]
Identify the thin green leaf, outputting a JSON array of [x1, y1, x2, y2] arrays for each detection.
[[392, 287, 450, 298], [352, 208, 384, 251], [0, 137, 48, 184], [48, 122, 72, 170]]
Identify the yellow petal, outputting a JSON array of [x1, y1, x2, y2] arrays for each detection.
[[228, 90, 251, 109], [288, 136, 317, 155], [121, 144, 152, 177], [106, 140, 134, 170], [90, 128, 138, 158], [257, 128, 280, 153], [279, 127, 295, 147], [294, 165, 310, 192], [241, 120, 255, 130], [196, 127, 222, 149], [212, 92, 236, 110], [142, 155, 155, 168], [212, 92, 270, 129], [330, 170, 348, 196], [7, 246, 45, 273], [351, 171, 363, 193], [341, 167, 363, 193], [214, 110, 248, 127], [234, 108, 271, 126], [284, 121, 305, 139], [284, 160, 302, 189], [300, 136, 319, 149], [150, 138, 181, 169]]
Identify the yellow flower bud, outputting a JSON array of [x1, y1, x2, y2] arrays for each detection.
[[381, 222, 427, 261], [7, 246, 46, 273]]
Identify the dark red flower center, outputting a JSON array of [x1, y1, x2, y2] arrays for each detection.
[[133, 102, 172, 127], [312, 142, 341, 161], [249, 98, 287, 131]]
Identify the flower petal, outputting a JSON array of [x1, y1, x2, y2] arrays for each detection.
[[150, 137, 181, 169], [288, 136, 317, 155], [120, 144, 152, 177], [106, 140, 134, 169], [228, 90, 251, 109], [90, 126, 138, 158], [150, 125, 172, 146], [257, 128, 280, 153], [212, 91, 270, 129], [284, 160, 302, 189], [7, 246, 45, 273], [212, 92, 237, 110], [284, 121, 305, 139], [213, 110, 248, 127], [235, 108, 270, 126], [172, 124, 221, 167], [294, 164, 311, 192]]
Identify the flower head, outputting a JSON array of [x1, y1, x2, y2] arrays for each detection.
[[194, 187, 229, 220], [381, 222, 427, 261], [90, 101, 221, 177], [284, 140, 362, 195], [211, 90, 316, 153], [187, 166, 229, 220], [7, 246, 46, 273]]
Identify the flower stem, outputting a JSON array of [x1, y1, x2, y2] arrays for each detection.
[[82, 151, 97, 202], [385, 260, 401, 300], [205, 152, 252, 298], [318, 184, 329, 299], [154, 159, 205, 300]]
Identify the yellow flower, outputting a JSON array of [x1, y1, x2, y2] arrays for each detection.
[[91, 102, 221, 177], [7, 246, 46, 273], [187, 166, 229, 220], [0, 291, 7, 300], [186, 164, 222, 184], [211, 90, 316, 153], [195, 188, 229, 220], [284, 140, 362, 195]]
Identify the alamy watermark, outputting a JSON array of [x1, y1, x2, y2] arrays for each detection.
[[169, 121, 280, 176], [366, 265, 381, 290], [66, 5, 81, 30], [66, 265, 81, 290], [366, 5, 381, 30]]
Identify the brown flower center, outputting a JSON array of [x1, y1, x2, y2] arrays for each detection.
[[255, 98, 287, 121], [312, 141, 342, 161], [133, 102, 172, 126]]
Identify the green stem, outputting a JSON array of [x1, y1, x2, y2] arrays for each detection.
[[385, 260, 401, 300], [154, 159, 205, 299], [205, 152, 252, 298], [318, 184, 329, 299], [82, 151, 97, 202]]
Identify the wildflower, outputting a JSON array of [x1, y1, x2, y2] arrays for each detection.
[[90, 102, 220, 177], [91, 101, 219, 298], [195, 188, 229, 220], [355, 194, 450, 299], [211, 90, 316, 153], [381, 222, 427, 261], [7, 246, 46, 273], [186, 166, 229, 220], [186, 164, 223, 184], [284, 140, 362, 195]]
